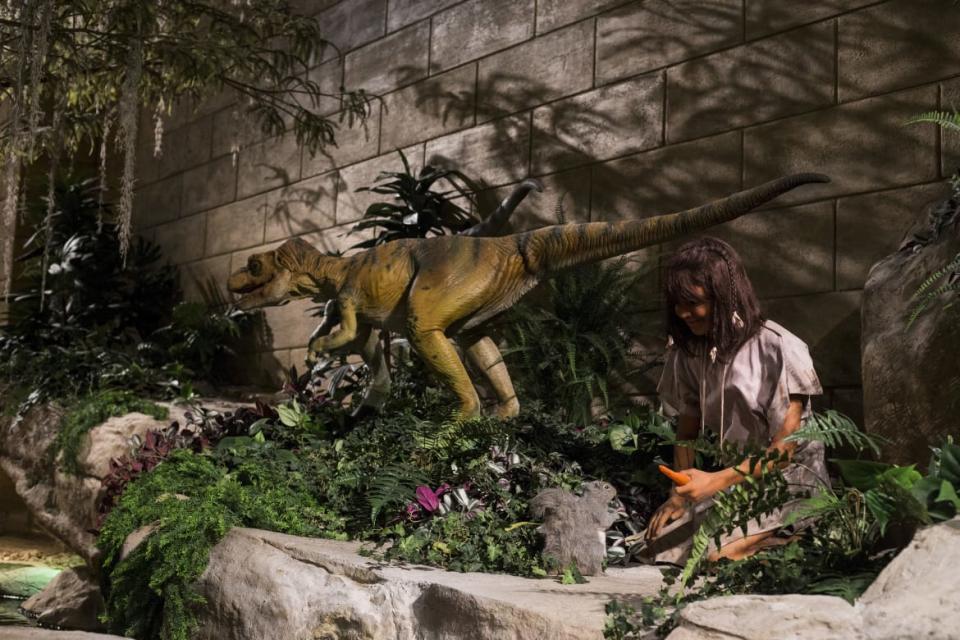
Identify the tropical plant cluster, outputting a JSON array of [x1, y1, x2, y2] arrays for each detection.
[[603, 419, 960, 639], [0, 176, 250, 420], [93, 356, 675, 640]]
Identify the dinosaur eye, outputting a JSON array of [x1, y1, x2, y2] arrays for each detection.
[[248, 258, 262, 277]]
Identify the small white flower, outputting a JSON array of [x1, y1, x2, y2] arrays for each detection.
[[709, 346, 718, 363]]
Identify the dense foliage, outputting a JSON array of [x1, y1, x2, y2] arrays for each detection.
[[0, 176, 250, 418], [349, 150, 481, 248], [94, 357, 674, 640], [0, 0, 372, 260], [604, 422, 960, 638]]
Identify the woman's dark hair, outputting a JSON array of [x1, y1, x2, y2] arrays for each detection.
[[664, 237, 763, 361]]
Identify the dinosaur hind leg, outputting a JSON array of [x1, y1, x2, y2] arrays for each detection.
[[465, 336, 518, 419], [356, 328, 390, 414], [408, 328, 481, 418]]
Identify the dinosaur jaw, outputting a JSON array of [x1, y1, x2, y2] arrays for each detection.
[[228, 270, 295, 310]]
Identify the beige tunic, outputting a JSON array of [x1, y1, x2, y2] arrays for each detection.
[[647, 320, 830, 564]]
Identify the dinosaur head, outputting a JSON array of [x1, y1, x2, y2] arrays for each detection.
[[227, 237, 319, 310]]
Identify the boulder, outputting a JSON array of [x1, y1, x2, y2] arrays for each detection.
[[666, 594, 863, 640], [21, 566, 105, 632], [857, 517, 960, 639], [862, 191, 960, 465], [0, 399, 244, 564], [189, 527, 664, 640]]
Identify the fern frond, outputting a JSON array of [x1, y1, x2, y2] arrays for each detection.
[[784, 411, 885, 457], [680, 456, 792, 588], [906, 110, 960, 133], [366, 463, 429, 523]]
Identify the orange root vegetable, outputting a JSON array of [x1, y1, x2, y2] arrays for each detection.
[[659, 464, 692, 486]]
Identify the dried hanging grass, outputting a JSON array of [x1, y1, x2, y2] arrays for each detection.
[[117, 37, 144, 264]]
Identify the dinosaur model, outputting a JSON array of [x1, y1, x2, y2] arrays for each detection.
[[228, 173, 829, 418]]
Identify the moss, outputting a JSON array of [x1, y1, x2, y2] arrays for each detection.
[[97, 450, 345, 640], [57, 390, 168, 475]]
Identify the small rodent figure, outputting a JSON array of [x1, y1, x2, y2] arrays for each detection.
[[529, 480, 618, 576]]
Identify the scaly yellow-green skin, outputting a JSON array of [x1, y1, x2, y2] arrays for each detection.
[[228, 173, 829, 418]]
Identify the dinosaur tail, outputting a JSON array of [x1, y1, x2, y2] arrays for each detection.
[[461, 179, 543, 237], [518, 173, 829, 274]]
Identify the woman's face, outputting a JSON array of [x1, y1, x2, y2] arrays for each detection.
[[674, 284, 713, 336]]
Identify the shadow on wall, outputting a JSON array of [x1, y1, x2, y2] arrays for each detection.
[[253, 5, 945, 407]]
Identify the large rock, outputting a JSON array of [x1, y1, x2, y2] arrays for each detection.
[[21, 566, 105, 632], [666, 594, 864, 640], [0, 399, 243, 564], [666, 517, 960, 640], [857, 517, 960, 638], [862, 191, 960, 464], [191, 527, 664, 640]]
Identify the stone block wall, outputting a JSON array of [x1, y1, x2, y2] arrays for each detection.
[[130, 0, 960, 419]]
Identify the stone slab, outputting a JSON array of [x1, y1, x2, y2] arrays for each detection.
[[744, 85, 939, 206], [345, 21, 430, 97], [380, 63, 477, 152], [836, 182, 949, 290], [667, 200, 836, 299], [746, 0, 874, 40], [430, 0, 535, 74], [596, 0, 742, 85], [667, 22, 834, 142], [181, 155, 238, 216], [193, 527, 666, 640], [387, 0, 461, 32], [152, 213, 206, 265], [425, 115, 530, 188], [535, 0, 627, 35], [302, 112, 381, 177], [264, 171, 339, 243], [477, 20, 594, 122], [301, 58, 346, 119], [204, 194, 268, 257], [532, 73, 663, 175], [857, 519, 960, 639], [132, 174, 181, 230], [315, 0, 387, 63], [180, 254, 233, 304], [762, 290, 862, 388], [237, 132, 302, 200], [838, 0, 960, 103], [591, 130, 742, 223], [668, 594, 864, 640]]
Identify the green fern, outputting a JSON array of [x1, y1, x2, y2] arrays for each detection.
[[907, 250, 960, 327], [366, 463, 430, 523], [680, 451, 792, 588], [906, 110, 960, 133], [784, 410, 885, 457]]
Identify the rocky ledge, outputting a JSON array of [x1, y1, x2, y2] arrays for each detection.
[[191, 527, 663, 640]]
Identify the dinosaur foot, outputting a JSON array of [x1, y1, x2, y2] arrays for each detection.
[[490, 397, 519, 419]]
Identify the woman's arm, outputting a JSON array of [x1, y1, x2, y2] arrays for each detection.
[[675, 397, 805, 503]]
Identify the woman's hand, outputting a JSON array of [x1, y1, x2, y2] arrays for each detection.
[[645, 492, 688, 542], [674, 468, 731, 503]]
